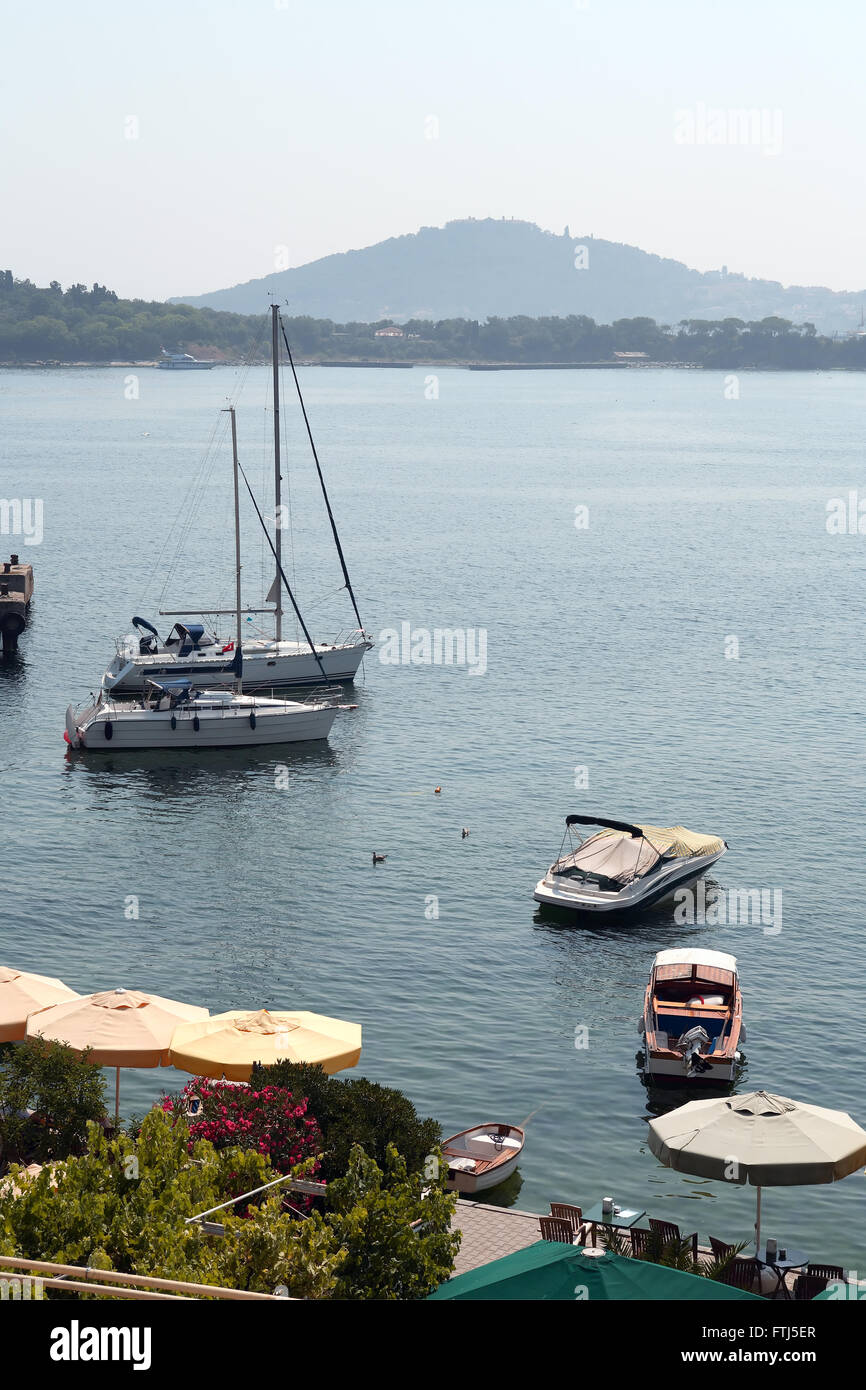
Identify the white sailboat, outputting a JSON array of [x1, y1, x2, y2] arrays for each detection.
[[65, 408, 340, 751], [104, 306, 372, 693]]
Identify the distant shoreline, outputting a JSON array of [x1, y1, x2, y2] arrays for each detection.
[[3, 359, 863, 372]]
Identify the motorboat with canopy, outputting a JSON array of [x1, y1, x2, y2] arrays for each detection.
[[640, 948, 744, 1084], [533, 816, 727, 915], [104, 306, 372, 693]]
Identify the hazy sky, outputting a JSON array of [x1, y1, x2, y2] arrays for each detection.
[[4, 0, 865, 301]]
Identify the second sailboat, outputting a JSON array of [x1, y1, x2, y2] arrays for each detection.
[[104, 306, 372, 693]]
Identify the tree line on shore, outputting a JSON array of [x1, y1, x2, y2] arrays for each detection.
[[4, 270, 866, 368]]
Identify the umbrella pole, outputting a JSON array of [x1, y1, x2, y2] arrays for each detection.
[[115, 1067, 120, 1129], [755, 1186, 762, 1253]]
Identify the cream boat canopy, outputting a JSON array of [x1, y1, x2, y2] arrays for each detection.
[[553, 819, 727, 886]]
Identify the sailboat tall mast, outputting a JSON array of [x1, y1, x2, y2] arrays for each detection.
[[226, 405, 243, 693], [271, 303, 284, 642]]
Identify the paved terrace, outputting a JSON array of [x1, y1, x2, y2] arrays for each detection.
[[451, 1200, 544, 1275], [450, 1201, 821, 1294]]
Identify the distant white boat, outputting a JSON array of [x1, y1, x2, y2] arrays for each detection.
[[442, 1123, 525, 1193], [534, 816, 727, 916], [158, 349, 216, 370]]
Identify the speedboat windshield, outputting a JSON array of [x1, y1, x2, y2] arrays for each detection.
[[553, 831, 661, 885]]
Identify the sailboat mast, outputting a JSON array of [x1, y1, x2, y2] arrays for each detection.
[[228, 405, 243, 692], [271, 303, 284, 642]]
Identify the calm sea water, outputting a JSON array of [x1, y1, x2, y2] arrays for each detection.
[[1, 364, 864, 1264]]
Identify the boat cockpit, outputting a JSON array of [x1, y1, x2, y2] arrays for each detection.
[[142, 678, 196, 711]]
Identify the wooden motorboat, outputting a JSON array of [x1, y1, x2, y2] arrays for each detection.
[[441, 1123, 525, 1193], [640, 948, 744, 1084]]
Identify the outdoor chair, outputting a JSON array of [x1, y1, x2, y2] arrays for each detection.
[[539, 1215, 573, 1244], [709, 1235, 734, 1260], [550, 1202, 584, 1233], [793, 1263, 845, 1300], [805, 1262, 844, 1282], [629, 1227, 653, 1257], [649, 1217, 698, 1262], [793, 1272, 830, 1300], [720, 1257, 761, 1292]]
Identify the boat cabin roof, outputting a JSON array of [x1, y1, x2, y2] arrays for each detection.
[[653, 948, 737, 973]]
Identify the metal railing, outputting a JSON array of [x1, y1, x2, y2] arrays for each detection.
[[0, 1254, 289, 1301]]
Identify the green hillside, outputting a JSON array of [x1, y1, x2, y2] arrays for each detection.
[[3, 269, 866, 370]]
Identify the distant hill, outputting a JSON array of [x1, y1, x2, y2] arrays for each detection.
[[171, 218, 866, 333]]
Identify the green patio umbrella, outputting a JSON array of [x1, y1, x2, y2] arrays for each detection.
[[428, 1243, 764, 1301]]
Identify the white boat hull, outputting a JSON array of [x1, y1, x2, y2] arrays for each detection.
[[65, 694, 337, 750], [105, 637, 371, 692], [534, 849, 726, 915], [642, 1052, 737, 1083], [447, 1151, 522, 1194]]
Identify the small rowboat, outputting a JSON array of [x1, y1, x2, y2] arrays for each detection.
[[441, 1123, 525, 1193]]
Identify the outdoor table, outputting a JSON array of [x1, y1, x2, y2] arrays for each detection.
[[756, 1245, 808, 1300], [583, 1200, 647, 1247]]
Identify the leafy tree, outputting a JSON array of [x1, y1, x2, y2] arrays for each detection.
[[249, 1061, 440, 1182], [323, 1143, 458, 1300], [0, 1038, 108, 1168], [0, 268, 859, 367], [0, 1108, 458, 1299]]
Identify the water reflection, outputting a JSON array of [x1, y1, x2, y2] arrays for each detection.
[[458, 1167, 524, 1209], [60, 739, 340, 804], [531, 876, 726, 938], [0, 649, 29, 686], [636, 1054, 748, 1118]]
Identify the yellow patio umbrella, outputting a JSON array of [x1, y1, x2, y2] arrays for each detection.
[[0, 966, 81, 1042], [169, 1008, 362, 1082], [25, 987, 210, 1118]]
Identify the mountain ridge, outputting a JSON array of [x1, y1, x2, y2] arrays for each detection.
[[170, 218, 865, 333]]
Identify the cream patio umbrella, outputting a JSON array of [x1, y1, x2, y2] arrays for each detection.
[[648, 1090, 866, 1250], [25, 987, 210, 1119], [168, 1008, 362, 1082], [0, 966, 80, 1042]]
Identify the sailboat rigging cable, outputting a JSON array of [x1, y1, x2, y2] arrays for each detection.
[[234, 454, 330, 683], [279, 315, 365, 630]]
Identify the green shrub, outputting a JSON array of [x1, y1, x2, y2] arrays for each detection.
[[0, 1038, 108, 1169], [250, 1061, 440, 1182], [0, 1108, 458, 1299]]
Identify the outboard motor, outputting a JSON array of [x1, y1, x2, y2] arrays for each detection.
[[677, 1025, 711, 1076]]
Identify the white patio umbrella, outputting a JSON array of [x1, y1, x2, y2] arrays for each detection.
[[648, 1090, 866, 1250], [26, 987, 209, 1119]]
